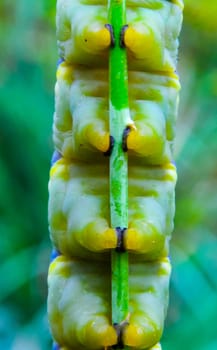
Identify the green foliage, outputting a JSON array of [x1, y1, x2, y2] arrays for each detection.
[[162, 1, 217, 348], [0, 1, 56, 348], [1, 0, 217, 349]]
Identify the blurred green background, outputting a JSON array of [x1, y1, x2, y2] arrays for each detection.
[[0, 0, 217, 349]]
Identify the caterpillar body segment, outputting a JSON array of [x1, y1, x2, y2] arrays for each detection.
[[48, 158, 176, 260], [48, 0, 183, 349], [48, 256, 170, 350], [54, 0, 183, 163], [54, 62, 180, 164], [56, 0, 183, 71]]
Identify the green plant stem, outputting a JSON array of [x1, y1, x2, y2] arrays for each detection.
[[108, 0, 130, 344]]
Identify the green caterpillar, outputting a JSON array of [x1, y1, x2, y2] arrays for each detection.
[[48, 0, 183, 349]]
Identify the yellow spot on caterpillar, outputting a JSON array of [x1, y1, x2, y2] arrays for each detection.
[[101, 326, 118, 347], [103, 228, 118, 249], [124, 323, 160, 348], [83, 26, 111, 53], [50, 163, 59, 178], [86, 127, 110, 152], [124, 25, 160, 60], [57, 63, 73, 84], [49, 256, 73, 278], [84, 321, 117, 347], [48, 255, 66, 274], [50, 159, 70, 180], [124, 228, 142, 251], [124, 26, 143, 52], [124, 227, 164, 254], [123, 324, 140, 347], [126, 127, 163, 156], [83, 224, 117, 251], [97, 27, 111, 49]]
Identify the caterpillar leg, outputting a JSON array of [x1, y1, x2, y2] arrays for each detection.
[[54, 63, 117, 160], [122, 22, 164, 70], [49, 160, 176, 259], [48, 256, 117, 350], [125, 163, 177, 258], [54, 62, 110, 155], [124, 102, 167, 161], [122, 2, 183, 72], [126, 71, 180, 164], [56, 0, 183, 70], [54, 62, 179, 163], [48, 159, 117, 259], [56, 0, 112, 65], [48, 257, 170, 349], [123, 258, 171, 349]]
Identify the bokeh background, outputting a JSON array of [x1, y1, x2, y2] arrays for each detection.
[[1, 0, 217, 349]]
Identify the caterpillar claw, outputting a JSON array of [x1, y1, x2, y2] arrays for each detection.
[[115, 227, 127, 252], [112, 318, 130, 349], [120, 24, 129, 48], [105, 24, 115, 48], [122, 124, 137, 152], [122, 126, 131, 152], [104, 135, 115, 157]]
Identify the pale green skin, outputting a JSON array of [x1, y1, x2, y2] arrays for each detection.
[[48, 160, 176, 260], [48, 255, 170, 350], [54, 0, 182, 163], [48, 0, 183, 348], [48, 160, 176, 348], [56, 0, 183, 70], [54, 64, 180, 164]]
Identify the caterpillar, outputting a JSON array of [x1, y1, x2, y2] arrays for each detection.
[[47, 1, 183, 349]]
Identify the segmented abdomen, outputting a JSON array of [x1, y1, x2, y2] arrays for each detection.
[[54, 64, 180, 163], [48, 1, 183, 349]]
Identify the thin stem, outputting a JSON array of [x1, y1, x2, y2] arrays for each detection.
[[108, 0, 130, 346]]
